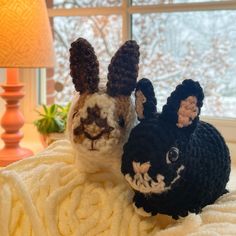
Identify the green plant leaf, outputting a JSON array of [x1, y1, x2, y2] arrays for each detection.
[[34, 102, 70, 134], [42, 105, 49, 115], [49, 104, 57, 116]]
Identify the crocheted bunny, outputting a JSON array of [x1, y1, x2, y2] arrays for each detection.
[[67, 38, 139, 174], [121, 78, 231, 219]]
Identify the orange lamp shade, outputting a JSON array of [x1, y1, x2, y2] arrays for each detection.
[[0, 0, 55, 166], [0, 0, 54, 68]]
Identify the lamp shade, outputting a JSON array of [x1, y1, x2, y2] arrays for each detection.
[[0, 0, 54, 68]]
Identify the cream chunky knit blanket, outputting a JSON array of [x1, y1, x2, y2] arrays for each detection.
[[0, 140, 235, 236]]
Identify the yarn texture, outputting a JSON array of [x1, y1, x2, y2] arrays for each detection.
[[107, 40, 140, 97], [0, 139, 235, 236], [69, 38, 99, 94], [122, 79, 231, 219], [135, 78, 158, 120]]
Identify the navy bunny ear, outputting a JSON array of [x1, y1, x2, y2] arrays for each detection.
[[135, 78, 157, 120], [160, 79, 204, 129]]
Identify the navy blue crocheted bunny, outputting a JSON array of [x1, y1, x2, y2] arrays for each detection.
[[121, 79, 231, 219]]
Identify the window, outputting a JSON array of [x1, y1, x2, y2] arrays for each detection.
[[42, 0, 236, 142], [133, 10, 236, 118], [52, 15, 122, 103]]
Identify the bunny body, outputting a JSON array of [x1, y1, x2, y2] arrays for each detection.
[[122, 79, 231, 219]]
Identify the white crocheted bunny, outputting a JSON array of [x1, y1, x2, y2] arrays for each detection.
[[67, 38, 140, 174]]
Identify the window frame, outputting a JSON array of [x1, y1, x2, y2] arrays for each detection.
[[24, 0, 236, 143], [21, 69, 41, 123]]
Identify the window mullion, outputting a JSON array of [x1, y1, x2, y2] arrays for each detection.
[[20, 69, 39, 123], [122, 0, 132, 42], [48, 7, 122, 17]]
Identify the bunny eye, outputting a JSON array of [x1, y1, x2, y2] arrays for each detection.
[[118, 116, 125, 128], [166, 147, 179, 164]]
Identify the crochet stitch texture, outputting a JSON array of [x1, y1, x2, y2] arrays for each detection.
[[122, 79, 231, 219]]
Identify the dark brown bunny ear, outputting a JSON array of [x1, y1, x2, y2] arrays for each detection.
[[69, 38, 99, 94], [106, 40, 140, 97]]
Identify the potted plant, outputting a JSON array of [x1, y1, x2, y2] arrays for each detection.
[[34, 103, 70, 147]]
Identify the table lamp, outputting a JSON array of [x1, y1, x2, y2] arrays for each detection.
[[0, 0, 54, 166]]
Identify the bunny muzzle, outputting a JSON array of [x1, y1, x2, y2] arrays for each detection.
[[125, 161, 184, 194], [125, 161, 185, 194]]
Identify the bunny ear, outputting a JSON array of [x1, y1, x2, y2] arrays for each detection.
[[160, 79, 204, 129], [69, 38, 99, 94], [106, 40, 140, 97], [135, 78, 157, 120]]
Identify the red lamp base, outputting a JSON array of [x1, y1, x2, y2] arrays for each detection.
[[0, 68, 34, 167], [0, 147, 33, 166]]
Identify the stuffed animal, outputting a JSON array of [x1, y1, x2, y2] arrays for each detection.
[[121, 78, 231, 219], [67, 38, 139, 174]]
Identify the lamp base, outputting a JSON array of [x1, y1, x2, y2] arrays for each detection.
[[0, 68, 34, 167], [0, 147, 33, 166]]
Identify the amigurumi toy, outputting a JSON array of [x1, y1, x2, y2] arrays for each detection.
[[67, 38, 139, 174], [121, 78, 231, 219]]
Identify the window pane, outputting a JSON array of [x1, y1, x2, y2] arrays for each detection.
[[52, 15, 121, 104], [132, 11, 236, 118], [132, 0, 225, 5], [51, 0, 121, 8]]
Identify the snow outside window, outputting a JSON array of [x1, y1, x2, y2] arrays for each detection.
[[44, 0, 236, 120]]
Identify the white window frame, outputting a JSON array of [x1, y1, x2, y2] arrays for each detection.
[[23, 0, 236, 143], [20, 69, 45, 123]]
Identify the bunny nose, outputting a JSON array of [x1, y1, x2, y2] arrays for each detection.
[[73, 105, 114, 141], [84, 122, 103, 136]]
